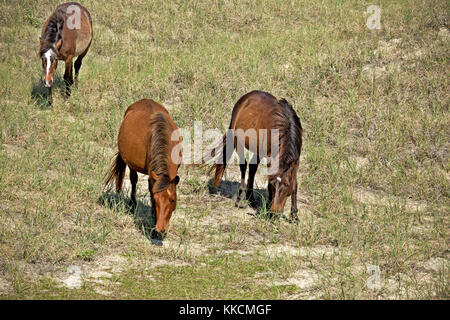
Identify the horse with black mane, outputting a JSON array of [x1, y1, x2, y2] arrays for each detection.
[[105, 99, 182, 241], [209, 90, 302, 221], [39, 2, 93, 104]]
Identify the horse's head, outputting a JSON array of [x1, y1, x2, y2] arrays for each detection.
[[39, 39, 61, 88], [151, 172, 180, 239], [268, 161, 298, 213]]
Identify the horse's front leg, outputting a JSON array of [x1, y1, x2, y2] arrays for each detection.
[[267, 181, 274, 219], [235, 159, 247, 208], [290, 180, 299, 222], [148, 179, 156, 222], [246, 155, 259, 208], [148, 179, 160, 241], [64, 56, 74, 97], [47, 86, 53, 106]]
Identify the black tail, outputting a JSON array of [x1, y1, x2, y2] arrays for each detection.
[[207, 129, 234, 187], [104, 152, 127, 192]]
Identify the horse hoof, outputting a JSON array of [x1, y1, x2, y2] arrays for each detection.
[[150, 238, 163, 246], [289, 210, 299, 223]]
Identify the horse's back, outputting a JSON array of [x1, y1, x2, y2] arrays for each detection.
[[118, 100, 172, 174], [231, 90, 282, 132], [55, 2, 93, 57], [230, 91, 299, 157], [124, 99, 168, 117]]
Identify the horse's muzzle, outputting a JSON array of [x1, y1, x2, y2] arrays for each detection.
[[44, 80, 53, 88]]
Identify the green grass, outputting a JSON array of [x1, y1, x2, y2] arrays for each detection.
[[0, 0, 448, 299]]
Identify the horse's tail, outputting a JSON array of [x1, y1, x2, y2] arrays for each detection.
[[208, 130, 234, 187], [104, 152, 127, 192]]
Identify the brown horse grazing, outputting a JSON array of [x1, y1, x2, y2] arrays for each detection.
[[209, 90, 302, 221], [39, 2, 93, 104], [104, 99, 182, 240]]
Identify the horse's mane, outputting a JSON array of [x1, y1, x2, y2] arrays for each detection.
[[149, 112, 171, 193], [270, 98, 302, 177], [39, 9, 65, 56]]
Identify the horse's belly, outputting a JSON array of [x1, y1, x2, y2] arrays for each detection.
[[118, 130, 149, 175], [74, 37, 90, 56], [120, 146, 148, 175], [234, 114, 269, 156]]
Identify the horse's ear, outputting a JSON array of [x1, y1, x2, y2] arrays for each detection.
[[151, 171, 158, 180], [173, 176, 180, 185], [55, 39, 62, 50]]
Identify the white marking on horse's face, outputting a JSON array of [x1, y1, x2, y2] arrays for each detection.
[[276, 177, 282, 182], [43, 49, 56, 87], [44, 49, 53, 76]]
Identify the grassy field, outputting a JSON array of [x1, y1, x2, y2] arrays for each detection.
[[0, 0, 448, 299]]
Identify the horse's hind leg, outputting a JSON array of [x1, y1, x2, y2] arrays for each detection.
[[74, 50, 88, 86], [235, 158, 247, 208], [129, 169, 138, 211], [64, 56, 74, 96]]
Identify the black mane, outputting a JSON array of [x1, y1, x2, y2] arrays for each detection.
[[39, 10, 65, 56], [271, 98, 303, 177], [149, 112, 171, 193]]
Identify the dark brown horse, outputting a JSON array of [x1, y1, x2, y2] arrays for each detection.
[[210, 90, 302, 221], [105, 99, 182, 240], [39, 2, 93, 104]]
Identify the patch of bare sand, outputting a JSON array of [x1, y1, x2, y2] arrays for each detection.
[[437, 27, 449, 41], [159, 238, 208, 258], [221, 243, 350, 263], [373, 38, 402, 58], [263, 244, 350, 260], [93, 287, 113, 296], [380, 272, 430, 299], [0, 276, 11, 294], [54, 254, 127, 290], [375, 255, 449, 299], [57, 265, 83, 290], [350, 156, 370, 169], [272, 269, 319, 290], [420, 256, 449, 274], [2, 143, 25, 157], [145, 257, 189, 269], [362, 37, 432, 80], [353, 187, 427, 212]]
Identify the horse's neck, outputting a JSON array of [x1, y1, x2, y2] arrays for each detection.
[[44, 14, 64, 46]]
